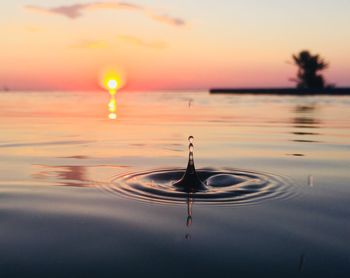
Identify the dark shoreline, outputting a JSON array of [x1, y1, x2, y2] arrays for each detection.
[[210, 87, 350, 95]]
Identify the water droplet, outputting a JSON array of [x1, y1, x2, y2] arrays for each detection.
[[189, 143, 194, 152], [188, 136, 194, 144]]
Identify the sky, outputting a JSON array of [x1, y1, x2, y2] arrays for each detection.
[[1, 0, 350, 91]]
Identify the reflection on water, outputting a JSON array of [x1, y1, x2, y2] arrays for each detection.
[[292, 131, 319, 136], [287, 153, 305, 157], [0, 92, 350, 277], [32, 164, 129, 188], [186, 193, 193, 227], [33, 165, 88, 187], [308, 175, 314, 187], [294, 105, 316, 113], [292, 139, 320, 143], [289, 104, 322, 156], [185, 193, 193, 240], [292, 104, 321, 129], [108, 95, 117, 120], [188, 98, 193, 108]]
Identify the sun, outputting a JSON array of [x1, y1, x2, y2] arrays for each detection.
[[107, 79, 118, 90], [99, 67, 126, 91]]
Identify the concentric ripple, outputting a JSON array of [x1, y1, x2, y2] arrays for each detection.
[[107, 168, 296, 206]]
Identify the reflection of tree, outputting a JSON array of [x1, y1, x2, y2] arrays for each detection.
[[291, 50, 329, 89], [290, 104, 321, 146], [294, 105, 316, 113], [293, 117, 320, 126], [293, 105, 320, 129]]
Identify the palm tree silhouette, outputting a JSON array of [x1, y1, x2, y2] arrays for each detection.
[[291, 50, 329, 89]]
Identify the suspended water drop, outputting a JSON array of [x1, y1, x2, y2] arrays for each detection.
[[188, 136, 194, 144]]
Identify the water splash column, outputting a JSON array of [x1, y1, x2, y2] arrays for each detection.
[[173, 136, 206, 192]]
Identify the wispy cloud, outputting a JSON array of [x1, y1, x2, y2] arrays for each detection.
[[118, 35, 168, 49], [25, 4, 87, 19], [150, 14, 186, 27], [25, 2, 187, 27], [70, 39, 108, 49]]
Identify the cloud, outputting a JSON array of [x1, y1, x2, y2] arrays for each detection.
[[70, 39, 108, 49], [118, 35, 168, 49], [25, 4, 86, 19], [150, 14, 186, 27], [25, 2, 187, 27]]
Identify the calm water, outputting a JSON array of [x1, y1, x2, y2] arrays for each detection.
[[0, 91, 349, 277]]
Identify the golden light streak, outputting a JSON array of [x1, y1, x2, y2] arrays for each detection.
[[99, 67, 126, 120], [108, 96, 117, 120]]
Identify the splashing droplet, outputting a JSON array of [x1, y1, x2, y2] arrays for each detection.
[[173, 136, 206, 192], [109, 136, 296, 206]]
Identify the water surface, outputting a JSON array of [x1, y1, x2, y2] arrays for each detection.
[[0, 91, 349, 277]]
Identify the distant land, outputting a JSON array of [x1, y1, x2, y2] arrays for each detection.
[[210, 88, 350, 95]]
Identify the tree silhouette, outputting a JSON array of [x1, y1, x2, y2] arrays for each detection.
[[292, 50, 329, 89]]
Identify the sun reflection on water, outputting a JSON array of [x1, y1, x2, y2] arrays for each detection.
[[108, 94, 117, 120]]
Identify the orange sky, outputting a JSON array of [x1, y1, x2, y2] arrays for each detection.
[[1, 0, 350, 91]]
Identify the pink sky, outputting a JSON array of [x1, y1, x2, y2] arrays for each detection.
[[1, 0, 350, 91]]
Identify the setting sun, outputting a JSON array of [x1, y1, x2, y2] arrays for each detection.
[[107, 80, 118, 90], [100, 67, 126, 91]]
